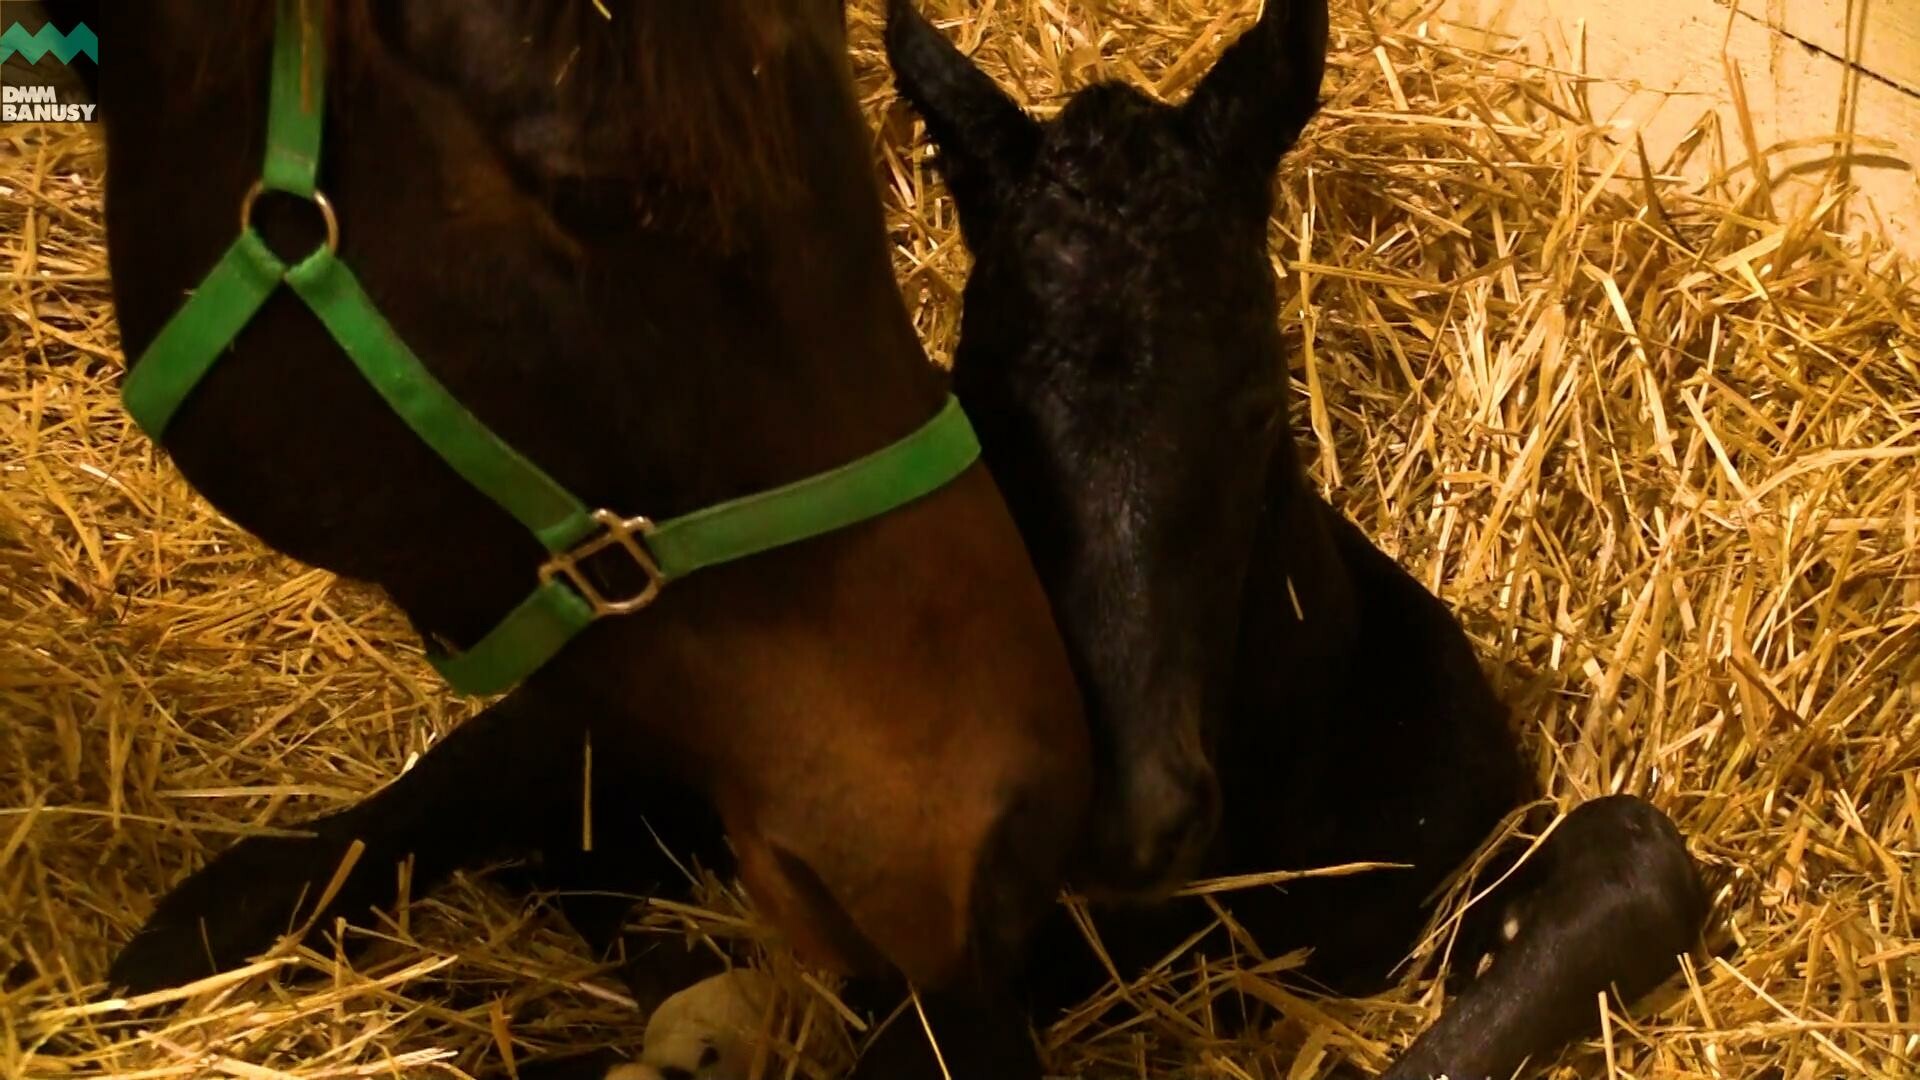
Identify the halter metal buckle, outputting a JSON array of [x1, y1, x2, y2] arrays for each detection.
[[240, 180, 341, 254], [539, 509, 665, 616]]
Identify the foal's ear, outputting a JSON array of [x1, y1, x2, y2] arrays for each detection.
[[1184, 0, 1330, 181], [885, 0, 1041, 245]]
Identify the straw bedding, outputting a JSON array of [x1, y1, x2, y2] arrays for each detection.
[[3, 1, 1916, 1077]]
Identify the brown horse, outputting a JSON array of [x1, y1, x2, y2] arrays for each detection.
[[61, 0, 1089, 1010]]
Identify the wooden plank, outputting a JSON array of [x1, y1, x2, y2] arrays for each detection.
[[1729, 0, 1920, 95], [1385, 0, 1920, 258]]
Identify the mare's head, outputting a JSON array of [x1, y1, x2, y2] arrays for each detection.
[[84, 0, 1089, 986], [888, 0, 1329, 895]]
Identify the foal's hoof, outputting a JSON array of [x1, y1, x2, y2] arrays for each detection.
[[606, 970, 773, 1080], [109, 831, 372, 995]]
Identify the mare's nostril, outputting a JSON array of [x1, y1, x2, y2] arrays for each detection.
[[970, 783, 1083, 977]]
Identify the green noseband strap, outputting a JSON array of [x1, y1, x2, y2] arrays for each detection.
[[120, 0, 982, 696]]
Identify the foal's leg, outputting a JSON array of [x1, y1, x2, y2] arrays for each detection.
[[108, 686, 710, 994], [1242, 510, 1706, 1075], [1379, 794, 1706, 1080]]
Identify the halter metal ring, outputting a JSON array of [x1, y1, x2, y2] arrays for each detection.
[[239, 180, 340, 255], [539, 509, 666, 616]]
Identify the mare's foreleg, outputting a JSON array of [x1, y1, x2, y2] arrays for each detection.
[[108, 686, 696, 993], [1380, 794, 1706, 1080], [846, 984, 1044, 1080]]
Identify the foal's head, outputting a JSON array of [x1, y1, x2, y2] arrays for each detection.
[[889, 0, 1329, 895]]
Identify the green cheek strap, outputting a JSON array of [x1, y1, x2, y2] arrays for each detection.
[[120, 0, 981, 696]]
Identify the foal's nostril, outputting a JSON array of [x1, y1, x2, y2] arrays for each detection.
[[1128, 765, 1220, 883], [1086, 756, 1221, 894]]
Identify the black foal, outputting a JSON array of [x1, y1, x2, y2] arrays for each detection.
[[859, 1, 1709, 1077]]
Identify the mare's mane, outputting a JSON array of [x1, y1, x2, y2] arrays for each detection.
[[179, 0, 813, 229]]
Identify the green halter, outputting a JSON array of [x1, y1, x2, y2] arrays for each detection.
[[121, 0, 981, 696]]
